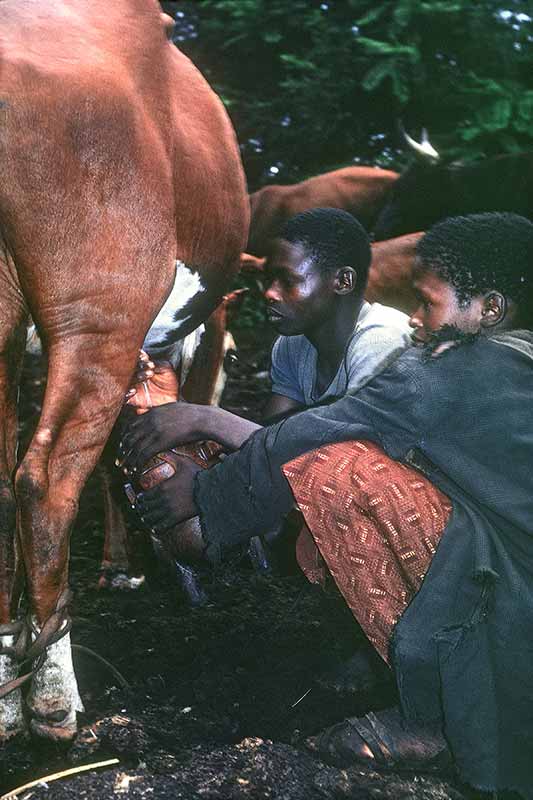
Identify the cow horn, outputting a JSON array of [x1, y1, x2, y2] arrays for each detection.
[[400, 124, 440, 162]]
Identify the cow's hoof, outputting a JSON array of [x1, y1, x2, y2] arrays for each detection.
[[26, 626, 84, 743], [98, 570, 146, 591], [27, 697, 80, 743], [0, 642, 26, 741], [29, 713, 78, 742], [0, 703, 27, 743], [0, 717, 29, 744], [0, 725, 29, 743]]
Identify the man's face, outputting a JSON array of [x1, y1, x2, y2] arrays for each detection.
[[263, 239, 334, 336], [409, 259, 485, 344]]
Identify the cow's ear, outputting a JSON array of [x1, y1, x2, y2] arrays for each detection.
[[334, 267, 356, 295], [239, 253, 266, 273], [480, 291, 506, 328]]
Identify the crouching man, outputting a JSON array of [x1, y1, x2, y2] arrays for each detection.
[[120, 212, 533, 798]]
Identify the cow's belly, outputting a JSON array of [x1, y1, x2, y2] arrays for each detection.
[[143, 260, 207, 352]]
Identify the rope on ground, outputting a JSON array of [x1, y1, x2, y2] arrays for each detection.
[[0, 758, 120, 799], [72, 644, 131, 691]]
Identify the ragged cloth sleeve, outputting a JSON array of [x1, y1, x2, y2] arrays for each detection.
[[194, 354, 424, 555]]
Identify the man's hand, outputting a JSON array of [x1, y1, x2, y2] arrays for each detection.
[[125, 351, 179, 412], [136, 456, 201, 532], [119, 402, 211, 473]]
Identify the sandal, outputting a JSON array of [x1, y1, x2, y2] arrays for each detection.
[[310, 706, 453, 774]]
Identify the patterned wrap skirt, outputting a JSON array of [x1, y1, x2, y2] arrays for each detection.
[[282, 441, 452, 663]]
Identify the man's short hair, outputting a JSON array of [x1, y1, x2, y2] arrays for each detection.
[[416, 212, 533, 311], [281, 207, 371, 295]]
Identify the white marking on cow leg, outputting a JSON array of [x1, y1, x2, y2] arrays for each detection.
[[25, 322, 42, 355], [104, 572, 146, 591], [143, 260, 207, 350], [179, 325, 205, 383], [0, 636, 25, 740], [211, 331, 236, 406], [26, 620, 84, 741]]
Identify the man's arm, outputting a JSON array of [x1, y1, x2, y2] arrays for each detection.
[[262, 392, 305, 421], [120, 390, 304, 470], [120, 403, 261, 472], [121, 381, 302, 471], [122, 335, 305, 467], [121, 354, 262, 468]]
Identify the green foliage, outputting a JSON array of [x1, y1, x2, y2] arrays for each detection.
[[516, 92, 533, 134], [179, 0, 533, 182], [351, 0, 533, 159], [231, 292, 268, 330]]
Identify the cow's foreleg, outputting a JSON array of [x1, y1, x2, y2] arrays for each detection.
[[15, 339, 140, 741], [0, 313, 27, 741]]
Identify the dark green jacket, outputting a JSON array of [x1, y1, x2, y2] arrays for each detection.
[[195, 331, 533, 797]]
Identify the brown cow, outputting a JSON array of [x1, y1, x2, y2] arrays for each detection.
[[366, 232, 423, 314], [248, 167, 399, 256], [241, 232, 423, 315], [0, 1, 248, 742]]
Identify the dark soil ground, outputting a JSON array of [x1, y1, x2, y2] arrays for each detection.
[[0, 325, 499, 799]]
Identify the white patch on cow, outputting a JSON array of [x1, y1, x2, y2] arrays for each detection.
[[211, 330, 235, 405], [27, 620, 84, 733], [143, 260, 206, 350], [0, 635, 24, 738], [35, 428, 53, 446], [26, 323, 42, 355], [179, 325, 205, 385]]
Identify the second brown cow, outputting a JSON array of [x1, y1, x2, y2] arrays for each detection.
[[248, 166, 399, 256]]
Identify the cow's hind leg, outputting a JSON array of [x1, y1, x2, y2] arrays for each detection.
[[15, 338, 140, 740], [0, 311, 27, 741], [98, 452, 146, 591]]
